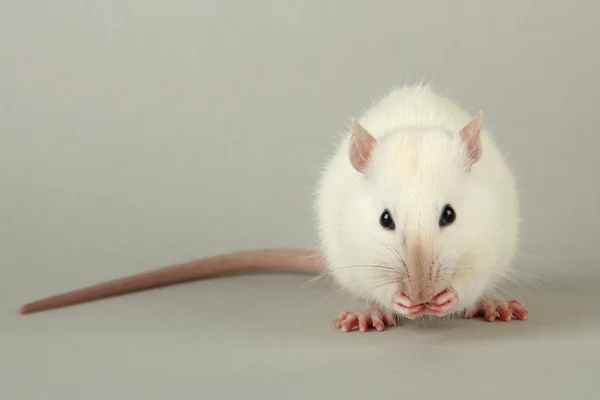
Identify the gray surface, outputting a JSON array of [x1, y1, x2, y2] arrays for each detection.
[[2, 1, 599, 399]]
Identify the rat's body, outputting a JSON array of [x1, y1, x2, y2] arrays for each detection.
[[19, 84, 528, 330]]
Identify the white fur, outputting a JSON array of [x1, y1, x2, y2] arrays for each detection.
[[314, 84, 519, 316]]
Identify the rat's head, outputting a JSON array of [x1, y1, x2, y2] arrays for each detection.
[[338, 112, 495, 316]]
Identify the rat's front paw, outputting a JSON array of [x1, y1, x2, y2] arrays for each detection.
[[423, 288, 459, 317], [332, 305, 397, 332], [464, 297, 528, 322], [391, 287, 459, 318]]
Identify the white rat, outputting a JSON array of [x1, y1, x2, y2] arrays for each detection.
[[19, 84, 528, 331]]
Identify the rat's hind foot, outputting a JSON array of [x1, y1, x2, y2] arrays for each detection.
[[464, 298, 528, 322], [332, 305, 396, 332]]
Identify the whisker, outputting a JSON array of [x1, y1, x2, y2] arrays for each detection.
[[515, 252, 565, 273], [326, 264, 396, 273], [317, 286, 347, 304], [357, 279, 405, 299], [300, 263, 401, 288], [363, 230, 405, 267], [490, 284, 515, 299], [339, 172, 360, 187], [299, 274, 327, 288], [323, 246, 398, 267], [465, 263, 547, 288], [297, 253, 324, 261]]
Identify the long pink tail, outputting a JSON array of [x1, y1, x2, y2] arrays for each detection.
[[19, 248, 324, 314]]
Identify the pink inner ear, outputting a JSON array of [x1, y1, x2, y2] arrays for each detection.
[[459, 111, 483, 167], [349, 119, 376, 173]]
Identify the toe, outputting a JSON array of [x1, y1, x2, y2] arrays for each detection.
[[337, 311, 349, 320], [341, 314, 358, 332], [497, 303, 512, 321], [484, 306, 499, 322], [382, 313, 397, 327], [511, 298, 524, 306], [464, 305, 479, 319], [372, 315, 385, 331], [508, 301, 528, 320], [358, 315, 369, 332], [333, 312, 349, 328]]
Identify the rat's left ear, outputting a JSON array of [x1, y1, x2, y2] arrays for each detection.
[[459, 110, 483, 168]]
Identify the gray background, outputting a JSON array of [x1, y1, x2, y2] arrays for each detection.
[[2, 1, 599, 399]]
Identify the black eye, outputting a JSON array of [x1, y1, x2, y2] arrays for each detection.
[[439, 204, 456, 227], [380, 209, 395, 230]]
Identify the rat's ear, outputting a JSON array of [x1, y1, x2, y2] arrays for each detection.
[[349, 119, 377, 173], [459, 110, 483, 168]]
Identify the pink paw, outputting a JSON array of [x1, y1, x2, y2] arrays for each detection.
[[391, 292, 426, 319], [333, 306, 397, 332], [464, 298, 528, 322], [392, 288, 459, 318], [424, 288, 459, 317]]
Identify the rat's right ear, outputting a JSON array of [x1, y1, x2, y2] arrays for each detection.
[[349, 119, 377, 173]]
